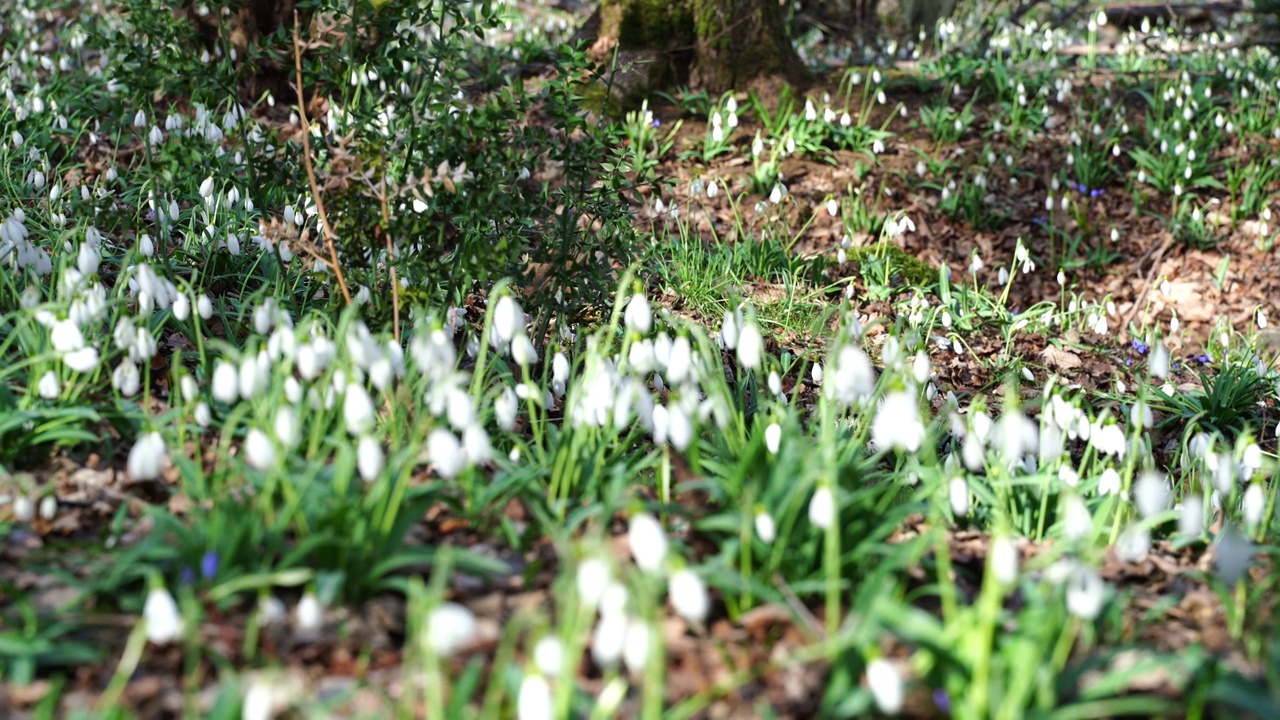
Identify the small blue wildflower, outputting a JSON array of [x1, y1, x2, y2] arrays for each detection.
[[1126, 358, 1132, 367], [1130, 339, 1149, 355], [200, 550, 219, 580], [180, 566, 196, 585], [652, 118, 661, 128], [934, 689, 952, 711], [1090, 188, 1105, 199]]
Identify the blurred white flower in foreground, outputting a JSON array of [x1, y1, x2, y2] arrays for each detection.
[[426, 602, 477, 657], [872, 391, 925, 453], [127, 431, 167, 481], [628, 512, 668, 573], [517, 672, 553, 720], [669, 567, 710, 625], [143, 586, 183, 644], [866, 658, 904, 714], [809, 485, 835, 529]]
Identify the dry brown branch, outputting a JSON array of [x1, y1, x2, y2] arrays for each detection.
[[292, 11, 351, 305]]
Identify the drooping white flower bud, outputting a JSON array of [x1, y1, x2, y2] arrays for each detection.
[[809, 485, 835, 530], [866, 658, 903, 714], [143, 586, 184, 645], [669, 568, 710, 625], [628, 512, 668, 573], [128, 431, 167, 480]]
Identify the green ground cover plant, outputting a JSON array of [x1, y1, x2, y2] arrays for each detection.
[[2, 0, 1280, 718]]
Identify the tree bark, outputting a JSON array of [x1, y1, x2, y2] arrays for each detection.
[[592, 0, 808, 95]]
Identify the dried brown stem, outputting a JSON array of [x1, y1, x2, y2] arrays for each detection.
[[292, 11, 351, 305]]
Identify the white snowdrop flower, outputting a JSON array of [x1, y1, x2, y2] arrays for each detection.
[[1214, 525, 1253, 586], [424, 602, 476, 657], [211, 360, 238, 404], [292, 591, 324, 638], [1065, 564, 1106, 620], [343, 383, 376, 436], [444, 387, 477, 431], [38, 489, 56, 517], [37, 370, 59, 399], [273, 406, 300, 449], [625, 294, 652, 335], [51, 319, 85, 353], [576, 558, 611, 609], [1062, 494, 1092, 542], [991, 536, 1019, 585], [809, 485, 835, 529], [811, 362, 823, 384], [551, 352, 570, 396], [1116, 524, 1151, 562], [492, 295, 523, 345], [517, 672, 553, 720], [463, 423, 493, 465], [827, 198, 839, 216], [828, 345, 876, 406], [872, 391, 925, 453], [357, 435, 385, 482], [195, 294, 213, 320], [1213, 452, 1236, 497], [912, 351, 931, 385], [769, 184, 783, 204], [622, 620, 651, 675], [428, 429, 467, 478], [138, 233, 154, 258], [1179, 494, 1205, 538], [128, 432, 167, 481], [171, 290, 190, 321], [591, 611, 628, 668], [737, 321, 764, 371], [12, 496, 34, 523], [1149, 341, 1169, 379], [1259, 310, 1269, 330], [511, 333, 539, 367], [666, 336, 693, 385], [764, 423, 782, 455], [77, 242, 100, 277], [238, 353, 267, 399], [495, 386, 519, 432], [143, 586, 184, 645], [113, 360, 141, 397], [199, 176, 215, 199], [1133, 472, 1170, 518], [533, 636, 565, 678], [133, 109, 147, 128], [240, 676, 278, 720], [720, 308, 740, 350], [949, 476, 969, 517], [194, 402, 211, 427], [755, 510, 776, 543], [1242, 442, 1263, 476], [768, 371, 782, 396], [628, 512, 668, 573], [667, 403, 693, 451], [1097, 467, 1122, 496], [866, 658, 904, 714], [669, 568, 710, 625], [1243, 483, 1265, 530], [244, 428, 276, 470]]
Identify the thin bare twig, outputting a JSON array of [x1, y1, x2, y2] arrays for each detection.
[[292, 11, 351, 305], [379, 171, 400, 343]]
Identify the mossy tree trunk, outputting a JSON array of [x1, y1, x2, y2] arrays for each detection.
[[593, 0, 807, 95], [689, 0, 807, 91]]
